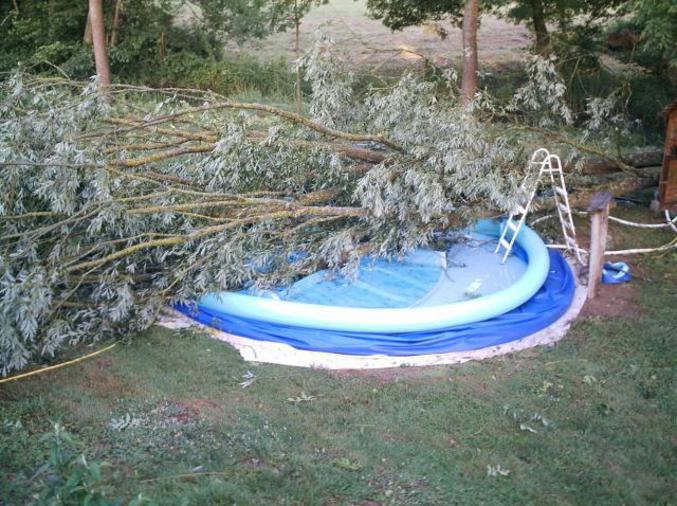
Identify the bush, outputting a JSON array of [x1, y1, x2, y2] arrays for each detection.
[[0, 1, 88, 75], [2, 423, 153, 505], [0, 0, 299, 101], [135, 52, 297, 99]]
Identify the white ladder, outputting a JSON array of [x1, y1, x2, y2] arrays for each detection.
[[495, 148, 583, 264]]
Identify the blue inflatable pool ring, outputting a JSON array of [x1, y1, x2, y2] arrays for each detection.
[[188, 220, 550, 333], [175, 219, 576, 356], [602, 261, 631, 284]]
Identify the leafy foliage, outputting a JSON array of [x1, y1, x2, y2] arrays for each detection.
[[0, 0, 281, 84], [365, 0, 624, 33], [494, 0, 626, 31], [197, 0, 329, 42], [627, 0, 676, 69], [3, 423, 153, 505], [0, 33, 650, 375], [366, 0, 465, 29], [0, 42, 541, 374], [509, 55, 573, 127], [30, 424, 114, 505]]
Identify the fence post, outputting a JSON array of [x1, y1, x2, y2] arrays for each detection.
[[587, 191, 614, 300]]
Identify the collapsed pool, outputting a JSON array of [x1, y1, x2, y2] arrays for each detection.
[[176, 220, 575, 356]]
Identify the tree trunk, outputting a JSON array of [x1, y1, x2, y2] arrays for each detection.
[[88, 0, 112, 93], [294, 1, 302, 114], [460, 0, 479, 106], [109, 0, 123, 48], [530, 0, 550, 55], [535, 170, 660, 212], [83, 12, 93, 45]]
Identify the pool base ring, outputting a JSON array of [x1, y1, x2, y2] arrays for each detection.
[[163, 262, 585, 369], [172, 221, 580, 364]]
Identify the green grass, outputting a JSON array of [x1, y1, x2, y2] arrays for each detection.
[[1, 208, 676, 505]]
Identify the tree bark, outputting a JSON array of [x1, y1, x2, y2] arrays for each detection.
[[530, 0, 550, 55], [83, 12, 93, 44], [109, 0, 123, 48], [535, 171, 660, 212], [294, 0, 302, 114], [88, 0, 112, 93], [572, 150, 663, 175], [460, 0, 479, 106], [295, 22, 302, 114]]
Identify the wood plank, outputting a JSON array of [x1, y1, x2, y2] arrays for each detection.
[[587, 191, 614, 212], [659, 105, 677, 210], [587, 192, 613, 300]]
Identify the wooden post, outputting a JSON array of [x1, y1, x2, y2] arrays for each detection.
[[587, 191, 614, 299], [657, 101, 677, 211]]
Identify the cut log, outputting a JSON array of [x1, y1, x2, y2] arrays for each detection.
[[571, 150, 663, 175], [535, 168, 661, 211]]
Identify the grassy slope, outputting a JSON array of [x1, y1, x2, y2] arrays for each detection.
[[0, 207, 675, 505]]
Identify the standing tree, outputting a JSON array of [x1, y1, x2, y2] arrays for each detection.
[[460, 0, 479, 104], [87, 0, 111, 91], [492, 0, 626, 55], [529, 0, 550, 55], [366, 0, 482, 104], [626, 0, 677, 72], [267, 0, 327, 113], [109, 0, 123, 48], [83, 11, 93, 45], [197, 0, 287, 42], [367, 0, 626, 80], [198, 0, 326, 113]]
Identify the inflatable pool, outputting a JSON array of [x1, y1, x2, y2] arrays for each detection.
[[176, 220, 575, 356]]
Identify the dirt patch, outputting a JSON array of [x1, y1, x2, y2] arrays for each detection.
[[580, 281, 639, 318], [175, 398, 224, 421]]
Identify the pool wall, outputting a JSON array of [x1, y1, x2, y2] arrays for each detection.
[[194, 220, 551, 333]]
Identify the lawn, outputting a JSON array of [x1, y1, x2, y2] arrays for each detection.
[[1, 206, 676, 505]]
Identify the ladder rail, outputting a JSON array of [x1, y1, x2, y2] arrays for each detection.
[[494, 151, 550, 263], [495, 149, 584, 265], [549, 154, 584, 264]]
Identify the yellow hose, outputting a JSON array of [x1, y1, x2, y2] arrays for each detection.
[[0, 342, 117, 385]]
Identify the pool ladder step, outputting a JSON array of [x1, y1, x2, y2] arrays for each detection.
[[495, 148, 583, 265]]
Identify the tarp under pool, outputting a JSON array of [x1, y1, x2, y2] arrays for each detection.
[[175, 242, 575, 356]]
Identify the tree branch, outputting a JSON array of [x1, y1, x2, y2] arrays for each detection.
[[66, 206, 365, 273]]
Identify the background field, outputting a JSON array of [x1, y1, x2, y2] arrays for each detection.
[[232, 0, 531, 67]]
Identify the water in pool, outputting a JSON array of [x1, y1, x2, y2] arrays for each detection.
[[252, 233, 528, 308]]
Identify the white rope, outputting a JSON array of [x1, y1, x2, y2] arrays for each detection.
[[666, 210, 677, 233], [534, 209, 677, 229], [547, 239, 677, 256], [530, 214, 555, 226], [608, 212, 677, 229], [536, 212, 676, 257], [605, 238, 677, 256]]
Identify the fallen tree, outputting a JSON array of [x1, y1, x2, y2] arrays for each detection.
[[0, 47, 660, 374]]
